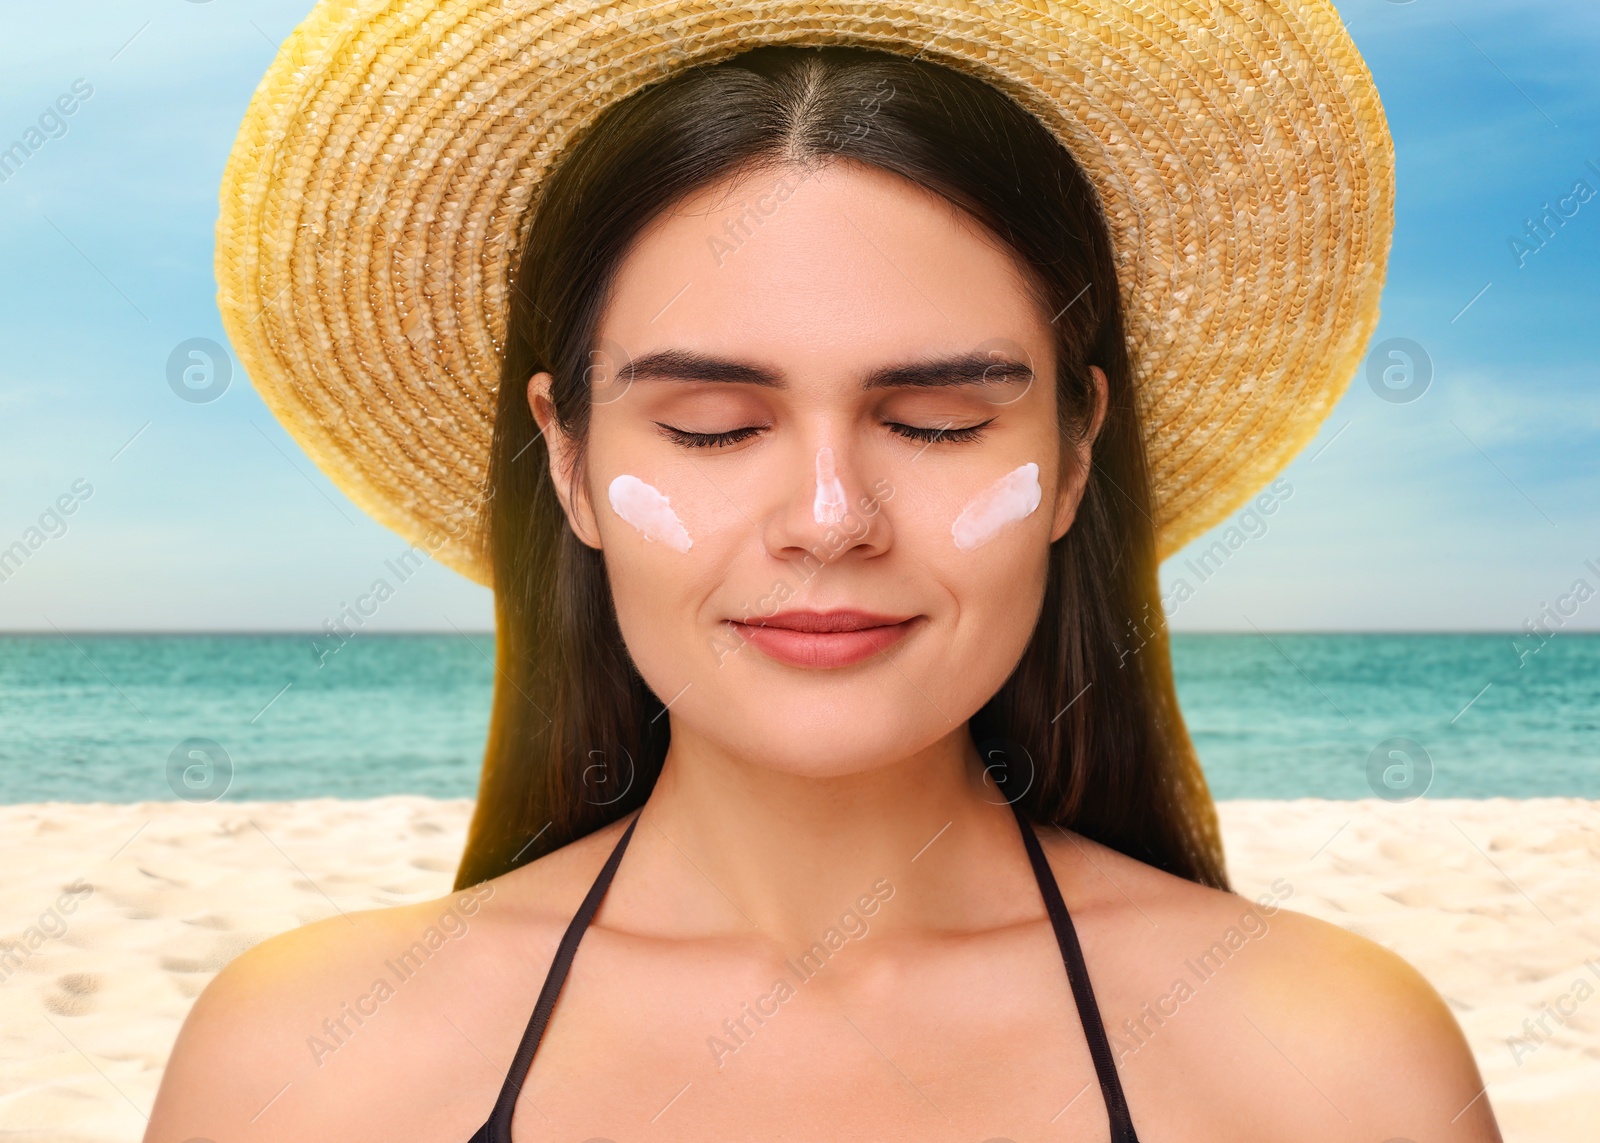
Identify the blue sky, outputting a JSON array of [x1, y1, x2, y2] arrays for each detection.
[[0, 0, 1595, 632]]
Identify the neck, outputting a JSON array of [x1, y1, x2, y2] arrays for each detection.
[[629, 720, 1034, 948]]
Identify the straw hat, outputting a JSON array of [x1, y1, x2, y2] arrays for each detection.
[[216, 0, 1394, 585]]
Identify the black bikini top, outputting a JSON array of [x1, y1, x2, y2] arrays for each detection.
[[469, 796, 1140, 1142]]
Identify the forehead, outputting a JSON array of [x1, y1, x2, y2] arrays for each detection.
[[595, 159, 1053, 382]]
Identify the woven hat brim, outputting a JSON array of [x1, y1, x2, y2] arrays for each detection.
[[217, 0, 1395, 586]]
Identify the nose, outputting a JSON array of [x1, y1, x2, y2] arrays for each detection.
[[813, 446, 848, 526], [762, 435, 890, 567]]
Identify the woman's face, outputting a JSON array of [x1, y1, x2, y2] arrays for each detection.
[[532, 159, 1105, 779]]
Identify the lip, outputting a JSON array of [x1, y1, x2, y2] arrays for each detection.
[[727, 609, 919, 669]]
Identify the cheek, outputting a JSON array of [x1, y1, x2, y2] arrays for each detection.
[[890, 457, 1053, 654], [889, 459, 1048, 557], [945, 509, 1051, 619], [942, 531, 1053, 702], [599, 515, 711, 699], [588, 421, 755, 553], [951, 462, 1042, 551], [590, 465, 747, 687], [608, 474, 692, 551]]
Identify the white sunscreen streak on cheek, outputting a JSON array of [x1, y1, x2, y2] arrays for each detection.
[[608, 475, 692, 552], [951, 462, 1042, 551], [813, 446, 848, 526]]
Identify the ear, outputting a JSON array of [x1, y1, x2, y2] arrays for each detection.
[[526, 371, 604, 550], [1049, 365, 1110, 542]]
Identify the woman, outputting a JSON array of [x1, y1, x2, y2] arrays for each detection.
[[151, 5, 1500, 1142]]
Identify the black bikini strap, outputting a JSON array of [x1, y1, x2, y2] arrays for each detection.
[[480, 811, 640, 1139], [1008, 798, 1139, 1143]]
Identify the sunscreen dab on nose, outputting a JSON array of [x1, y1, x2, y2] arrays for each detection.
[[951, 462, 1041, 551], [813, 446, 848, 526], [608, 474, 692, 552]]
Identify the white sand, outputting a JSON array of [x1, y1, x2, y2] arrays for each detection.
[[0, 797, 1595, 1142]]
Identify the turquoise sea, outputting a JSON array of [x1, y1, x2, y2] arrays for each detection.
[[0, 633, 1593, 803]]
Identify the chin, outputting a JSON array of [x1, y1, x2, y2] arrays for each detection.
[[632, 624, 1020, 775], [702, 689, 966, 777]]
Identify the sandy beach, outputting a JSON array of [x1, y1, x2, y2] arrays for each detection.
[[0, 796, 1594, 1142]]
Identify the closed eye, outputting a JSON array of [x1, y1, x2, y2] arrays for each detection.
[[652, 419, 995, 448], [886, 418, 994, 444], [654, 422, 767, 448]]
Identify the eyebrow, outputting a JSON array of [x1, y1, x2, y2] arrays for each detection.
[[616, 348, 1034, 390]]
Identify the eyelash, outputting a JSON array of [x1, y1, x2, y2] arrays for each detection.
[[653, 419, 995, 449], [887, 420, 993, 444], [654, 424, 767, 448]]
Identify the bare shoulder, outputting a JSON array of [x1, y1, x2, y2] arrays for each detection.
[[143, 815, 635, 1143], [1035, 827, 1501, 1143]]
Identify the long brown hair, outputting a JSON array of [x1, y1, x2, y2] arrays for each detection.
[[454, 45, 1227, 892]]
